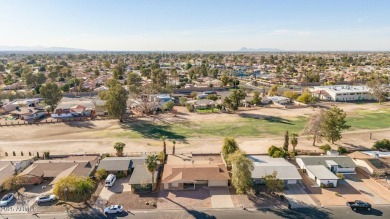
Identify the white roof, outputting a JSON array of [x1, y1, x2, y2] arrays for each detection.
[[311, 85, 371, 94], [248, 155, 302, 180], [306, 165, 339, 180], [362, 151, 390, 158]]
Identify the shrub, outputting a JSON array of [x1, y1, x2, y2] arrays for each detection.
[[117, 172, 126, 178], [373, 139, 390, 150], [320, 183, 325, 188], [336, 173, 344, 179], [94, 169, 107, 181], [179, 97, 188, 106], [337, 146, 347, 154], [268, 145, 287, 158], [12, 151, 16, 156], [327, 182, 334, 188], [186, 103, 195, 112], [319, 144, 331, 152], [335, 192, 341, 197]]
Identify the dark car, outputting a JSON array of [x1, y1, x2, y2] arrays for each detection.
[[346, 200, 371, 211]]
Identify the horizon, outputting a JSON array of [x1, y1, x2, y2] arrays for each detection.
[[1, 0, 390, 51]]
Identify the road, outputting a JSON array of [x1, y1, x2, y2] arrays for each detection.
[[1, 206, 389, 219]]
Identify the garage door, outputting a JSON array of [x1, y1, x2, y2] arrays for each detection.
[[208, 180, 228, 187]]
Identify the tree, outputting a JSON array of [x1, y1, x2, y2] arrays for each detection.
[[223, 89, 246, 112], [302, 109, 325, 146], [128, 72, 142, 95], [221, 73, 229, 86], [337, 146, 347, 154], [251, 90, 262, 105], [94, 169, 107, 181], [264, 171, 284, 194], [321, 106, 350, 144], [367, 76, 388, 104], [53, 175, 95, 202], [283, 91, 300, 100], [297, 92, 317, 104], [179, 97, 188, 106], [372, 139, 390, 150], [268, 85, 278, 96], [228, 151, 253, 194], [160, 136, 167, 154], [268, 145, 287, 158], [43, 151, 50, 159], [100, 80, 128, 122], [145, 154, 158, 191], [1, 176, 23, 192], [163, 100, 175, 111], [319, 144, 331, 152], [290, 133, 298, 153], [283, 131, 289, 151], [207, 94, 218, 101], [114, 142, 126, 156], [222, 137, 239, 164], [40, 82, 62, 112]]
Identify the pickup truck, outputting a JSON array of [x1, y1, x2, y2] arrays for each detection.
[[346, 200, 371, 211]]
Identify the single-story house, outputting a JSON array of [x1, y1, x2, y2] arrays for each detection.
[[128, 157, 157, 193], [305, 165, 339, 187], [0, 156, 35, 191], [10, 107, 46, 120], [296, 156, 356, 175], [19, 155, 99, 185], [162, 154, 230, 190], [186, 99, 217, 109], [348, 151, 390, 176], [248, 155, 302, 186], [97, 157, 132, 176], [267, 96, 291, 105]]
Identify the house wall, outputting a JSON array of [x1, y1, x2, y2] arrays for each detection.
[[296, 158, 305, 169], [317, 179, 338, 187], [208, 180, 228, 187], [306, 168, 316, 181], [20, 176, 43, 185], [336, 167, 355, 174], [353, 159, 374, 175]]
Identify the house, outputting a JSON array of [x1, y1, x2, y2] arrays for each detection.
[[267, 96, 291, 105], [2, 98, 42, 112], [248, 155, 302, 186], [128, 157, 157, 193], [309, 85, 375, 102], [19, 155, 99, 185], [348, 151, 390, 176], [296, 156, 356, 187], [0, 156, 34, 190], [51, 97, 104, 118], [305, 165, 339, 187], [10, 107, 46, 120], [186, 99, 217, 109], [162, 154, 230, 190], [97, 157, 132, 176]]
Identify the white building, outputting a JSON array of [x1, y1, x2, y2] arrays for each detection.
[[309, 85, 375, 102]]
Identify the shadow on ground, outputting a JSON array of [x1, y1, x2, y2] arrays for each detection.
[[239, 113, 294, 125]]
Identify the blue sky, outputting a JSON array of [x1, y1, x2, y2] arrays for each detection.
[[0, 0, 389, 51]]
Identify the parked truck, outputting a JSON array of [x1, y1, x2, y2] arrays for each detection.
[[346, 200, 371, 211]]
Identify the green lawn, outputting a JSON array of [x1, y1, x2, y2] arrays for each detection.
[[100, 108, 390, 140]]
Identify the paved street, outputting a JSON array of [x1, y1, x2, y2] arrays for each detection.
[[2, 206, 389, 219]]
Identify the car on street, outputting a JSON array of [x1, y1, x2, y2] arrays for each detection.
[[346, 200, 371, 211], [0, 193, 14, 207], [104, 205, 124, 214], [36, 194, 57, 204]]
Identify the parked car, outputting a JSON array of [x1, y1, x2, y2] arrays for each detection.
[[105, 174, 116, 187], [0, 193, 14, 207], [346, 200, 371, 211], [36, 194, 57, 204], [104, 205, 124, 214]]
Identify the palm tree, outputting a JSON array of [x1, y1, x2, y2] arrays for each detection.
[[290, 133, 299, 153], [145, 154, 159, 191], [160, 136, 167, 154], [172, 140, 176, 155], [114, 142, 126, 157]]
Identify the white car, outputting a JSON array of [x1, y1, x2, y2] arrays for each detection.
[[36, 194, 57, 204], [0, 193, 14, 207], [104, 205, 124, 214]]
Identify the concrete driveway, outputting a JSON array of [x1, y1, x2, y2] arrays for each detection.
[[98, 176, 131, 201], [284, 183, 317, 208], [343, 174, 388, 204], [209, 187, 234, 208]]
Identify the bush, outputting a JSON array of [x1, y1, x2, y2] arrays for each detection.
[[327, 182, 334, 188], [283, 91, 300, 100], [117, 172, 126, 178], [94, 169, 107, 181], [336, 173, 344, 179], [337, 146, 347, 154], [179, 97, 188, 106], [186, 103, 195, 112], [320, 183, 325, 188], [373, 139, 390, 150], [268, 145, 287, 158], [319, 144, 332, 152]]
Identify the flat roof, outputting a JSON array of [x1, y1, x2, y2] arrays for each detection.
[[248, 155, 302, 180], [306, 165, 339, 180]]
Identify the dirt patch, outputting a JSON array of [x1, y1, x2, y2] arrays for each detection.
[[107, 191, 157, 210], [229, 187, 286, 208], [157, 188, 211, 209]]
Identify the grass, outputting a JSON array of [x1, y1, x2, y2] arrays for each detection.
[[346, 109, 390, 130]]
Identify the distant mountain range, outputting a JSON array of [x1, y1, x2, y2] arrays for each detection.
[[0, 46, 87, 52], [238, 47, 283, 52]]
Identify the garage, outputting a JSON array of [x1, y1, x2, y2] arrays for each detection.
[[208, 180, 228, 187], [306, 165, 339, 187]]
